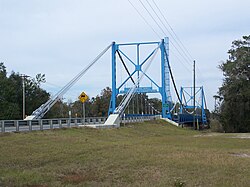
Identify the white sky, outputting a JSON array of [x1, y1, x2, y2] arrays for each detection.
[[1, 0, 249, 111]]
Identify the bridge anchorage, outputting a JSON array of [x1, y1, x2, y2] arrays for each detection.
[[23, 37, 207, 128]]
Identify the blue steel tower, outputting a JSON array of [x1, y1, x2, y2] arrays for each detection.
[[108, 38, 172, 119]]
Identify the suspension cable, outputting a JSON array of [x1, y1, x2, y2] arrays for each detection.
[[164, 45, 194, 115], [30, 43, 112, 119], [137, 0, 193, 65], [164, 47, 182, 106], [151, 0, 194, 62], [127, 0, 161, 39], [138, 0, 166, 36], [150, 0, 213, 96]]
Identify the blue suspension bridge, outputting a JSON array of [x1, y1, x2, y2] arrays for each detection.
[[0, 38, 208, 132]]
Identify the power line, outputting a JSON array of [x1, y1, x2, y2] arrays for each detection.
[[150, 1, 211, 97], [44, 81, 62, 88], [138, 0, 166, 36], [152, 0, 194, 63], [128, 0, 195, 69], [127, 0, 161, 39], [127, 0, 215, 111], [137, 0, 193, 66], [127, 0, 213, 103], [127, 0, 192, 88], [171, 51, 192, 74], [146, 1, 214, 97], [145, 0, 193, 64]]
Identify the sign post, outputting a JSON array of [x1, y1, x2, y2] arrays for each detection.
[[78, 92, 89, 125], [82, 103, 85, 125]]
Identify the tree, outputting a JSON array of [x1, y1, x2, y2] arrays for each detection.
[[0, 62, 50, 120], [92, 87, 112, 117], [35, 73, 46, 85], [45, 99, 70, 118], [0, 63, 21, 119], [218, 35, 250, 132]]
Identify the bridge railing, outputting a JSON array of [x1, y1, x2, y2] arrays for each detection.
[[0, 115, 160, 133], [121, 115, 161, 124], [0, 117, 107, 133]]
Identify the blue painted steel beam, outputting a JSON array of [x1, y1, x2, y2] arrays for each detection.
[[140, 47, 160, 67], [117, 41, 160, 46], [109, 42, 117, 115], [117, 70, 137, 90], [118, 49, 136, 66], [109, 39, 172, 119], [120, 87, 158, 94], [160, 39, 170, 119], [140, 71, 160, 89]]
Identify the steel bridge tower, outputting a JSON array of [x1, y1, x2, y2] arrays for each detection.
[[108, 38, 172, 119], [179, 86, 207, 125]]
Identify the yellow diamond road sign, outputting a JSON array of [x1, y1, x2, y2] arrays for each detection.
[[78, 92, 88, 103]]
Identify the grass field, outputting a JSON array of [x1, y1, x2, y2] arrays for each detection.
[[0, 120, 249, 187]]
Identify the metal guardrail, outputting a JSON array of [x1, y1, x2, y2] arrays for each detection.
[[0, 115, 160, 133], [0, 117, 106, 133]]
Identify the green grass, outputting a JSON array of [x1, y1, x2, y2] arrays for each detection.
[[0, 120, 249, 187]]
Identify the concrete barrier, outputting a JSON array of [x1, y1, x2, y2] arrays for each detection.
[[161, 118, 179, 127]]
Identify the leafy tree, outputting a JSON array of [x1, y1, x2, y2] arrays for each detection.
[[218, 35, 250, 132], [0, 62, 50, 120], [46, 100, 70, 118], [67, 87, 112, 118], [35, 73, 46, 85], [124, 94, 162, 115], [148, 97, 162, 114], [69, 87, 163, 118], [92, 87, 112, 117]]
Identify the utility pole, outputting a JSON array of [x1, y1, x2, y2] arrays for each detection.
[[21, 74, 29, 119], [193, 60, 196, 129]]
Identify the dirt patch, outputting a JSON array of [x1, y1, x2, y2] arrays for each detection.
[[194, 133, 250, 139], [193, 133, 221, 137], [230, 153, 250, 158], [60, 171, 98, 184], [231, 134, 250, 139]]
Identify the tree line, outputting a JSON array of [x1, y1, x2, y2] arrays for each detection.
[[0, 64, 161, 120], [47, 87, 162, 119], [0, 63, 50, 120]]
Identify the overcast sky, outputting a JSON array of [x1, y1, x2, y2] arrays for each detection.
[[1, 0, 249, 111]]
